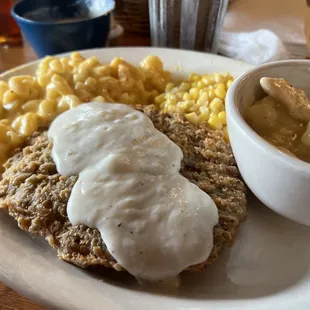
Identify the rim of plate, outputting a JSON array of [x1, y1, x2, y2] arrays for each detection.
[[0, 47, 251, 79], [2, 48, 309, 310]]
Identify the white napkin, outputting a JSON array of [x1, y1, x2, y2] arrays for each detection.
[[218, 29, 290, 65]]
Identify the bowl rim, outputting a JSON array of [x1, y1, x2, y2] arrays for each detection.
[[11, 0, 114, 26], [226, 59, 310, 174]]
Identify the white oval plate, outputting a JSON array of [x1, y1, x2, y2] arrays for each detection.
[[1, 47, 310, 310]]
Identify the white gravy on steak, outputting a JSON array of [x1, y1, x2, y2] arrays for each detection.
[[48, 102, 218, 281]]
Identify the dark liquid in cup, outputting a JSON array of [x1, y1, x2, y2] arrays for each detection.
[[23, 2, 106, 24], [24, 8, 89, 23]]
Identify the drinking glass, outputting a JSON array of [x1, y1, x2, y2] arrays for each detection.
[[148, 0, 228, 53], [0, 0, 21, 46]]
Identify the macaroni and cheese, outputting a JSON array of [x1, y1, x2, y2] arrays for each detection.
[[0, 52, 233, 170]]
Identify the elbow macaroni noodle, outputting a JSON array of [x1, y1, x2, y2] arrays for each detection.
[[0, 52, 233, 170]]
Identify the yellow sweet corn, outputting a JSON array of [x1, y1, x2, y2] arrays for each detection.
[[218, 111, 227, 125], [156, 72, 234, 139], [209, 98, 224, 113], [185, 112, 199, 124], [208, 115, 223, 130]]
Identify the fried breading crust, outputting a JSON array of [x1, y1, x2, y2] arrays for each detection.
[[0, 106, 247, 273]]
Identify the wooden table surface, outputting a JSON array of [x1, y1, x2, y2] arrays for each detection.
[[0, 32, 150, 310]]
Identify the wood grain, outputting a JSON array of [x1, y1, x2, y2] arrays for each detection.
[[0, 285, 44, 310], [0, 32, 149, 310]]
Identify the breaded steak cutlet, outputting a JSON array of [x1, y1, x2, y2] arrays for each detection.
[[0, 105, 247, 273]]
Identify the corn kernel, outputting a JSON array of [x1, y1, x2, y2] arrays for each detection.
[[167, 98, 177, 106], [198, 91, 209, 102], [214, 73, 224, 83], [208, 90, 215, 101], [175, 105, 185, 113], [197, 99, 206, 106], [166, 93, 176, 101], [183, 93, 192, 101], [165, 83, 174, 91], [209, 112, 218, 118], [185, 101, 194, 112], [189, 74, 200, 82], [176, 91, 185, 99], [177, 100, 193, 112], [227, 79, 233, 88], [189, 88, 199, 100], [209, 98, 224, 112], [197, 81, 204, 89], [185, 112, 199, 124], [217, 83, 226, 90], [202, 76, 215, 86], [218, 111, 227, 125], [189, 105, 199, 112], [223, 72, 232, 79], [199, 106, 209, 115], [208, 115, 223, 130], [169, 87, 178, 94], [179, 82, 190, 91], [199, 89, 209, 98], [198, 112, 210, 123], [214, 84, 226, 99]]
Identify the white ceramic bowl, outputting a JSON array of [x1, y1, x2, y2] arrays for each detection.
[[226, 60, 310, 226]]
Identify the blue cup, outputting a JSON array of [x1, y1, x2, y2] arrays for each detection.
[[11, 0, 114, 57]]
